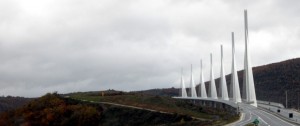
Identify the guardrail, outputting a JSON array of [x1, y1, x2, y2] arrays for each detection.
[[173, 97, 238, 108], [258, 102, 300, 124], [257, 100, 285, 108]]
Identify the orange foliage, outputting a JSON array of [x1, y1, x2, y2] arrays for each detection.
[[0, 93, 102, 126]]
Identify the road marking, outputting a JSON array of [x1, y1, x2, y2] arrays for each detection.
[[258, 117, 270, 126], [226, 113, 245, 126], [244, 104, 294, 126], [238, 104, 270, 126], [235, 105, 252, 125], [237, 112, 253, 126], [78, 99, 298, 126], [259, 109, 296, 126], [251, 113, 269, 126]]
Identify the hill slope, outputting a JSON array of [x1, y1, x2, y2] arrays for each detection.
[[0, 96, 33, 113], [202, 58, 300, 108], [69, 92, 239, 125], [251, 58, 300, 108], [136, 58, 300, 109], [0, 93, 218, 126]]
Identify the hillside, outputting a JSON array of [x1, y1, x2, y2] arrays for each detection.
[[134, 58, 300, 109], [251, 58, 300, 108], [200, 58, 300, 108], [0, 92, 228, 126], [2, 58, 298, 124], [69, 91, 239, 125], [133, 88, 178, 96]]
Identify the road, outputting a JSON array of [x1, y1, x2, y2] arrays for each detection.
[[81, 98, 297, 126], [232, 103, 296, 126], [259, 103, 300, 123]]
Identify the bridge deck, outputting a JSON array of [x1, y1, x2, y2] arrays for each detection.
[[173, 97, 238, 108]]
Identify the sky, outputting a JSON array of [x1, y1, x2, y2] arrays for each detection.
[[0, 0, 300, 97]]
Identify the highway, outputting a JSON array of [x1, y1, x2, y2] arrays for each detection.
[[80, 97, 298, 125], [232, 103, 296, 126]]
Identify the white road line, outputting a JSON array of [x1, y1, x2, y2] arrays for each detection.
[[240, 104, 296, 126], [227, 113, 245, 126], [253, 111, 272, 121], [238, 104, 269, 126], [247, 104, 293, 126], [82, 99, 297, 126], [237, 113, 253, 125], [258, 117, 270, 126], [259, 109, 296, 126], [251, 113, 269, 126], [235, 105, 252, 125]]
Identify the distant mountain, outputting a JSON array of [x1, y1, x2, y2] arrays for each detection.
[[65, 89, 125, 97], [250, 58, 300, 108], [133, 87, 178, 97], [137, 58, 300, 109], [202, 58, 300, 108], [0, 93, 215, 125], [0, 96, 33, 113]]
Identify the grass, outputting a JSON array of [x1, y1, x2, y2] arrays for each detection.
[[68, 92, 239, 125]]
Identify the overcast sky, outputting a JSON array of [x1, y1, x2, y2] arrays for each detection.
[[0, 0, 299, 97]]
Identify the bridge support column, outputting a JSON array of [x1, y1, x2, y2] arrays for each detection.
[[242, 10, 257, 107], [220, 45, 229, 100], [180, 68, 187, 97], [190, 64, 197, 98], [231, 32, 242, 103], [209, 54, 218, 99], [213, 101, 216, 108], [208, 101, 212, 107], [200, 60, 207, 98]]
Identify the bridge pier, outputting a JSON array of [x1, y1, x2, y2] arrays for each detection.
[[208, 101, 214, 108], [194, 100, 228, 109], [213, 101, 216, 108], [173, 97, 239, 116], [206, 101, 218, 108]]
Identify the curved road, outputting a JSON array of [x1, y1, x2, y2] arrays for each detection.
[[233, 103, 296, 126], [82, 98, 297, 126]]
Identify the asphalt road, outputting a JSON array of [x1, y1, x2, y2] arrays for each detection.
[[233, 103, 296, 126], [80, 98, 297, 126]]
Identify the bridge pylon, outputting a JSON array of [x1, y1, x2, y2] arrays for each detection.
[[180, 68, 188, 97], [190, 64, 197, 97], [242, 10, 257, 107], [231, 32, 242, 103], [199, 60, 207, 98], [209, 54, 218, 99], [220, 45, 229, 100]]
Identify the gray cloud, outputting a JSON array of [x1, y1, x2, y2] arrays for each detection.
[[0, 0, 300, 97]]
